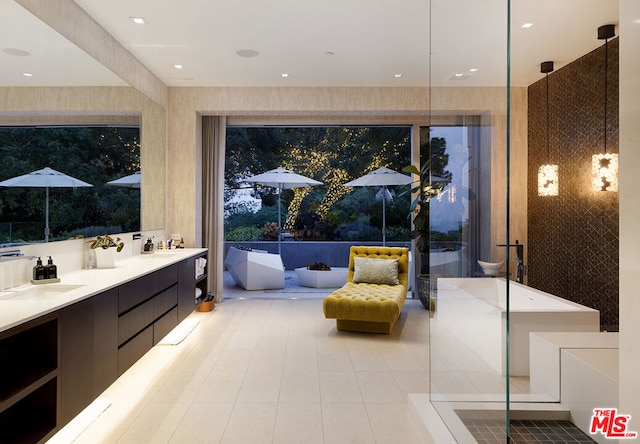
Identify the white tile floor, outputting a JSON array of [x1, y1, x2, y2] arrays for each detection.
[[69, 273, 431, 444]]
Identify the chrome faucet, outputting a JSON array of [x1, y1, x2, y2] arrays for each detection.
[[496, 240, 526, 284], [515, 241, 524, 284], [0, 250, 37, 261]]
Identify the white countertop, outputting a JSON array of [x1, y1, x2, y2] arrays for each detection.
[[0, 248, 207, 333]]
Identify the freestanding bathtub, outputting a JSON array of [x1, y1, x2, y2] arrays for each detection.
[[434, 278, 600, 376]]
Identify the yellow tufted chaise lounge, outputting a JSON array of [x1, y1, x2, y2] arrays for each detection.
[[323, 246, 409, 334]]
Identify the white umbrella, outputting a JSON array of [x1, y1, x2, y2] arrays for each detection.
[[0, 167, 93, 242], [107, 171, 141, 188], [343, 166, 412, 245], [242, 167, 323, 254]]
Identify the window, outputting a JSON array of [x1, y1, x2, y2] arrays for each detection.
[[0, 126, 140, 246], [224, 126, 412, 243]]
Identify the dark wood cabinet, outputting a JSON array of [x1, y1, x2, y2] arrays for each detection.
[[117, 325, 153, 375], [154, 264, 178, 294], [118, 298, 154, 346], [116, 262, 180, 374], [0, 251, 206, 443], [0, 314, 58, 444], [178, 256, 197, 320], [58, 288, 118, 425], [154, 286, 178, 320], [153, 307, 178, 345], [118, 273, 154, 314]]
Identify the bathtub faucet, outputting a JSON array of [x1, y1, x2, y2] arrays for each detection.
[[496, 240, 525, 284]]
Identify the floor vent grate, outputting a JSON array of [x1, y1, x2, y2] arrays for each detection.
[[461, 418, 596, 443]]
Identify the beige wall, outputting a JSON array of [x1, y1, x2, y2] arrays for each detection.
[[619, 0, 640, 423], [167, 86, 528, 266], [16, 0, 167, 109], [0, 86, 166, 231]]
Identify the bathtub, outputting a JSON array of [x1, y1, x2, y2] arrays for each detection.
[[433, 278, 600, 376]]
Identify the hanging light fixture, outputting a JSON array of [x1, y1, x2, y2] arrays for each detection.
[[538, 61, 558, 196], [592, 24, 618, 192]]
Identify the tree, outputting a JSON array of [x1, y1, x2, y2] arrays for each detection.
[[224, 126, 412, 236], [0, 126, 140, 244]]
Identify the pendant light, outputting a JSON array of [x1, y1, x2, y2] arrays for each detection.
[[592, 24, 618, 192], [538, 61, 558, 196]]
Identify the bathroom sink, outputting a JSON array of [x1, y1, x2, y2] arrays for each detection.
[[477, 260, 504, 276], [0, 284, 86, 301], [142, 251, 181, 257]]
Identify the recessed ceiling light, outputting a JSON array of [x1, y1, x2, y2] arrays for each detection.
[[22, 72, 33, 77], [394, 74, 402, 78], [469, 68, 478, 72], [236, 49, 259, 58], [448, 73, 471, 81], [174, 64, 183, 69], [522, 23, 534, 29], [281, 73, 289, 78], [130, 17, 147, 25]]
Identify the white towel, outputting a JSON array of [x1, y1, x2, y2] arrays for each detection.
[[195, 257, 207, 278]]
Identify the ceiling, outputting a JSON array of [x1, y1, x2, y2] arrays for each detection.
[[1, 0, 620, 89]]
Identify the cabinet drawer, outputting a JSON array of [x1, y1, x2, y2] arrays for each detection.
[[118, 273, 154, 314], [154, 264, 178, 293], [153, 307, 178, 345], [118, 299, 153, 345], [153, 285, 177, 320], [117, 326, 153, 375]]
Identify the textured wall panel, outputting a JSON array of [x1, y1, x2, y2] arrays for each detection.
[[528, 39, 619, 331]]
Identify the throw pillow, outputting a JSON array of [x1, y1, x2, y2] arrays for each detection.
[[352, 257, 399, 285]]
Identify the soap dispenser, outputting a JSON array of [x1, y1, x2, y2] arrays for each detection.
[[142, 237, 155, 254], [33, 257, 46, 280], [45, 256, 57, 279]]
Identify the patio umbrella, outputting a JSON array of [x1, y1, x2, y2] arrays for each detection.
[[0, 167, 93, 242], [106, 171, 141, 188], [242, 167, 323, 254], [343, 166, 412, 245]]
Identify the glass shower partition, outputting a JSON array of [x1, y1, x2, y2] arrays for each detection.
[[426, 1, 623, 442], [427, 0, 511, 441]]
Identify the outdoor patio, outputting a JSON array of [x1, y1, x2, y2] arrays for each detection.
[[223, 269, 350, 300]]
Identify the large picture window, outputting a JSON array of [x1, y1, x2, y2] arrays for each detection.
[[0, 126, 141, 246], [224, 126, 412, 244]]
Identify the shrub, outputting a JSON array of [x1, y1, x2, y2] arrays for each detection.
[[261, 222, 279, 240], [225, 226, 261, 241]]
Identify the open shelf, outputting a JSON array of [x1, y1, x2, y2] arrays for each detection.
[[0, 316, 58, 443], [0, 317, 57, 402]]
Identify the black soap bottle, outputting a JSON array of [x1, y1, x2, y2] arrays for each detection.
[[45, 256, 57, 279], [33, 257, 46, 280]]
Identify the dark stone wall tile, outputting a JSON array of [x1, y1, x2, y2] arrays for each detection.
[[527, 38, 619, 331]]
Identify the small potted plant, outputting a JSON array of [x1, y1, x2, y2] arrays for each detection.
[[89, 234, 124, 268]]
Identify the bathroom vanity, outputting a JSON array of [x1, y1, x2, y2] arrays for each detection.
[[0, 248, 207, 444]]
